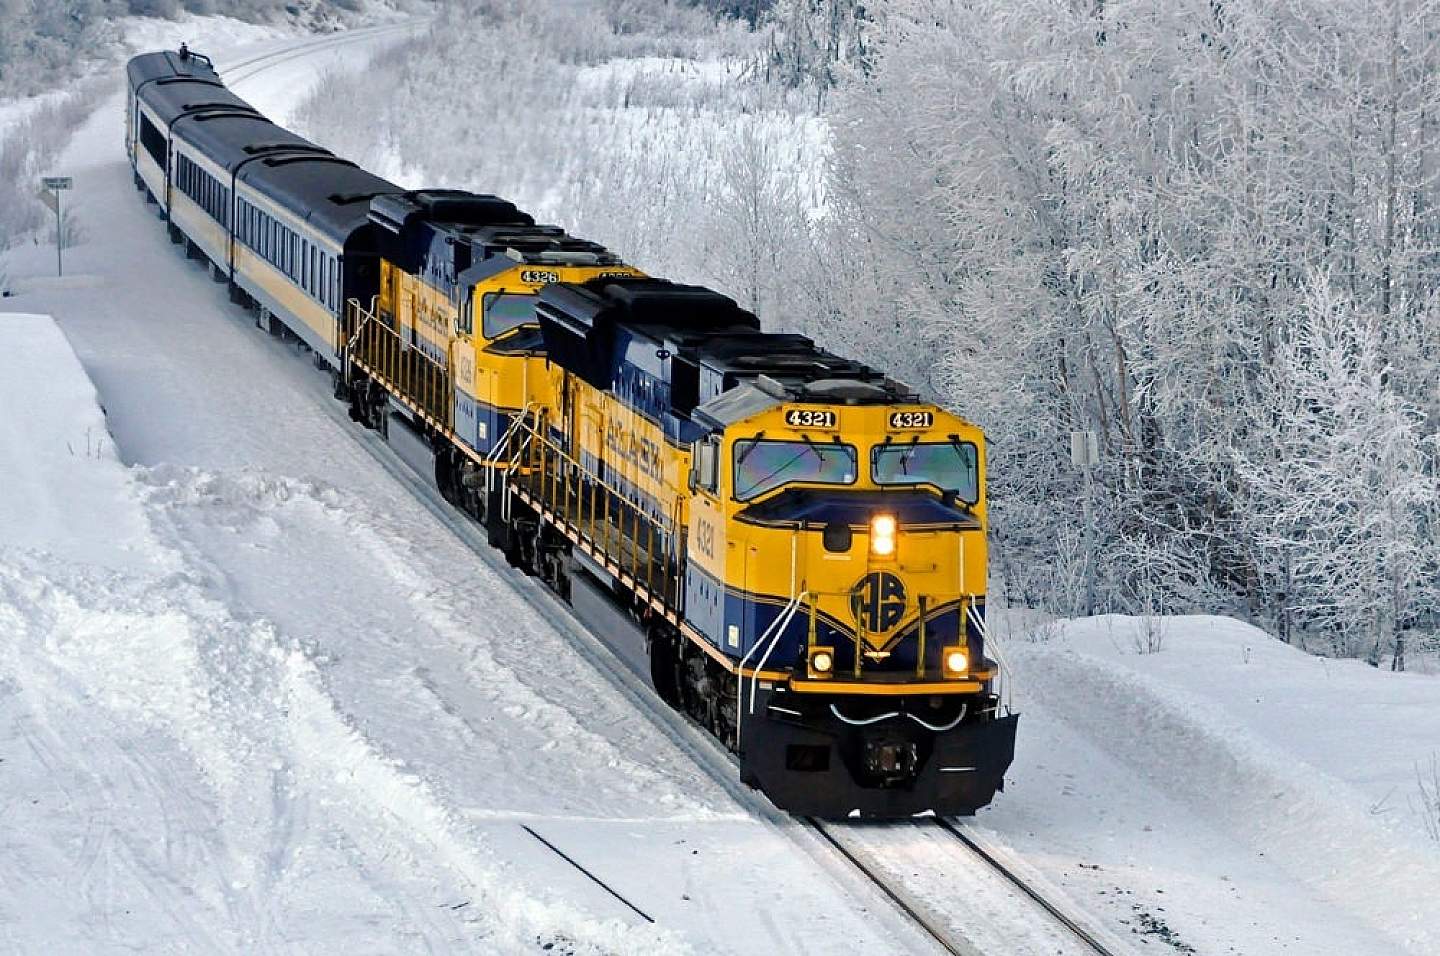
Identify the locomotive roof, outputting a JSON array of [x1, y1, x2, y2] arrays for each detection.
[[537, 277, 917, 414], [370, 189, 533, 234]]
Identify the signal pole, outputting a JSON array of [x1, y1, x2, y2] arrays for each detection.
[[40, 176, 73, 277], [1070, 430, 1100, 615]]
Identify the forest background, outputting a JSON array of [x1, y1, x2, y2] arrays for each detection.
[[4, 0, 1438, 666]]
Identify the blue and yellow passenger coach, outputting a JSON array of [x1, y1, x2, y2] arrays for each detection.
[[127, 46, 1017, 818]]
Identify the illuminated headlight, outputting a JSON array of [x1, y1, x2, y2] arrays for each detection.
[[942, 646, 969, 678], [870, 514, 897, 558], [808, 646, 835, 678]]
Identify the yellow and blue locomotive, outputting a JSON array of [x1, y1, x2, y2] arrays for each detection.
[[521, 279, 1018, 816], [127, 46, 1017, 817]]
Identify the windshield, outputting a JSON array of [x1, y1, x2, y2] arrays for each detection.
[[872, 441, 979, 502], [482, 292, 536, 339], [733, 439, 857, 501]]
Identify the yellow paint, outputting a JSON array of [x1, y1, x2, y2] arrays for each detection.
[[693, 401, 989, 666], [236, 243, 337, 350], [168, 189, 228, 265], [377, 257, 645, 426]]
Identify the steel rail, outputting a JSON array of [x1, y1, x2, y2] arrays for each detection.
[[217, 21, 421, 83], [933, 818, 1119, 956], [806, 819, 981, 956]]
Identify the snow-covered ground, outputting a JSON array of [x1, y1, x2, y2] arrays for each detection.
[[2, 19, 1438, 956], [0, 28, 947, 956], [984, 612, 1440, 955]]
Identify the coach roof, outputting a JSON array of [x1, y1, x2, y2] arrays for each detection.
[[238, 156, 404, 244], [171, 112, 320, 172], [126, 49, 220, 90]]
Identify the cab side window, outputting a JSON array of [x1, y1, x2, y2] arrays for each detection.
[[695, 437, 719, 493]]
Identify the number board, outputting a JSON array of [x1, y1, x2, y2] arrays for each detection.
[[520, 269, 561, 285], [888, 410, 934, 429], [785, 408, 837, 429]]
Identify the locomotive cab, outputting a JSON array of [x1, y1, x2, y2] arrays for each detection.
[[683, 381, 1018, 816]]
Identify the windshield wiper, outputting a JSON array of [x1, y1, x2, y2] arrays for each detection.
[[800, 432, 828, 463], [898, 435, 920, 474], [735, 431, 765, 468]]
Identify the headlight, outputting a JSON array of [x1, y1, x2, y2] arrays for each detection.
[[942, 646, 968, 678], [808, 646, 835, 678], [870, 514, 897, 558]]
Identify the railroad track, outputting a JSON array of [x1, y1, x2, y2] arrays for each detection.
[[807, 816, 1124, 956], [933, 817, 1117, 955], [219, 20, 423, 87], [807, 818, 983, 956]]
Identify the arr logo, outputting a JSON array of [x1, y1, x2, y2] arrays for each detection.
[[851, 572, 907, 633]]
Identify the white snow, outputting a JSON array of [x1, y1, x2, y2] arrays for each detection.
[[3, 19, 1437, 956], [982, 612, 1440, 955]]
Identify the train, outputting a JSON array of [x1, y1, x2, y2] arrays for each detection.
[[125, 45, 1018, 818]]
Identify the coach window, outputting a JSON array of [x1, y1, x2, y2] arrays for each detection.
[[140, 114, 165, 166]]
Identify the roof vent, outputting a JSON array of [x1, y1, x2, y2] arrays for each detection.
[[801, 379, 891, 401]]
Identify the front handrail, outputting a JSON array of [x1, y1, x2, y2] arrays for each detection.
[[966, 594, 1012, 714], [735, 589, 810, 750]]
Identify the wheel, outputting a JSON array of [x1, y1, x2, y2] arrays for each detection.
[[434, 446, 457, 504], [649, 627, 682, 708]]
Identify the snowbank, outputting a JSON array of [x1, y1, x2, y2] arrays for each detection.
[[0, 313, 161, 573], [1004, 613, 1440, 954], [0, 314, 684, 952]]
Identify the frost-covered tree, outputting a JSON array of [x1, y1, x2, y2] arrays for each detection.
[[1237, 277, 1439, 665], [818, 0, 1440, 644]]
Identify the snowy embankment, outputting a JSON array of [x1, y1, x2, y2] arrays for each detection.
[[0, 313, 681, 952], [0, 29, 936, 953], [988, 613, 1440, 955]]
